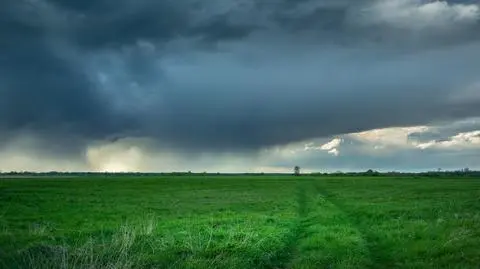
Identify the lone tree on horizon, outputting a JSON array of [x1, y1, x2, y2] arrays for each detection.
[[294, 166, 301, 176]]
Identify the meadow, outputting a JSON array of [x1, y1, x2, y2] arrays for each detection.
[[0, 175, 479, 268]]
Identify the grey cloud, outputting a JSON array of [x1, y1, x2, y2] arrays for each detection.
[[0, 3, 115, 153], [298, 148, 480, 172], [1, 0, 480, 157], [73, 1, 189, 49], [191, 14, 259, 43], [276, 133, 480, 172], [408, 118, 480, 143]]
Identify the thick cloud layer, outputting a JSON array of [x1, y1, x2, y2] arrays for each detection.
[[1, 0, 480, 155]]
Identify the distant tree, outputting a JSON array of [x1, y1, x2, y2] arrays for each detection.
[[365, 169, 380, 176], [294, 166, 301, 176]]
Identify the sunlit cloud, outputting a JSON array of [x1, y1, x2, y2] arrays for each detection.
[[360, 0, 480, 29], [416, 130, 480, 150]]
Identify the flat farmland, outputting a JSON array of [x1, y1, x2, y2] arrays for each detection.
[[1, 175, 479, 268]]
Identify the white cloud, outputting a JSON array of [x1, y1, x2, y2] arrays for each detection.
[[349, 126, 429, 150], [416, 140, 437, 150], [328, 148, 340, 156], [304, 138, 342, 156], [416, 130, 480, 150], [348, 122, 480, 154], [359, 0, 480, 30], [320, 138, 342, 151]]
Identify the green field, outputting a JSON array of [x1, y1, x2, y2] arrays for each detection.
[[1, 175, 479, 268]]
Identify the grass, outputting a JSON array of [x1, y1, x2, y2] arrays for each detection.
[[0, 175, 479, 268]]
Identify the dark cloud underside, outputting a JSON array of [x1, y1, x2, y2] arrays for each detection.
[[1, 0, 480, 154]]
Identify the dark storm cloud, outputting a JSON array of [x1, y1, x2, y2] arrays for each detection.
[[191, 14, 259, 43], [1, 0, 480, 154], [0, 0, 119, 153], [72, 1, 189, 49]]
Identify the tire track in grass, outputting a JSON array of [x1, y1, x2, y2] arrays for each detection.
[[266, 184, 308, 269], [315, 186, 395, 269], [279, 182, 371, 269], [270, 182, 371, 269]]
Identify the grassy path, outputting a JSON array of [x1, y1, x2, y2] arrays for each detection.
[[277, 182, 372, 269], [316, 186, 396, 269]]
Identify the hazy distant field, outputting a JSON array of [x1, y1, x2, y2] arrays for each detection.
[[1, 175, 479, 268]]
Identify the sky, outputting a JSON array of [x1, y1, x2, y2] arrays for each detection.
[[1, 0, 479, 173]]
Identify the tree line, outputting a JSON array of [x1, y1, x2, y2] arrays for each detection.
[[0, 169, 479, 177]]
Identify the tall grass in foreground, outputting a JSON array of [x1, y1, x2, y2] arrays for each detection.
[[3, 214, 293, 269]]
